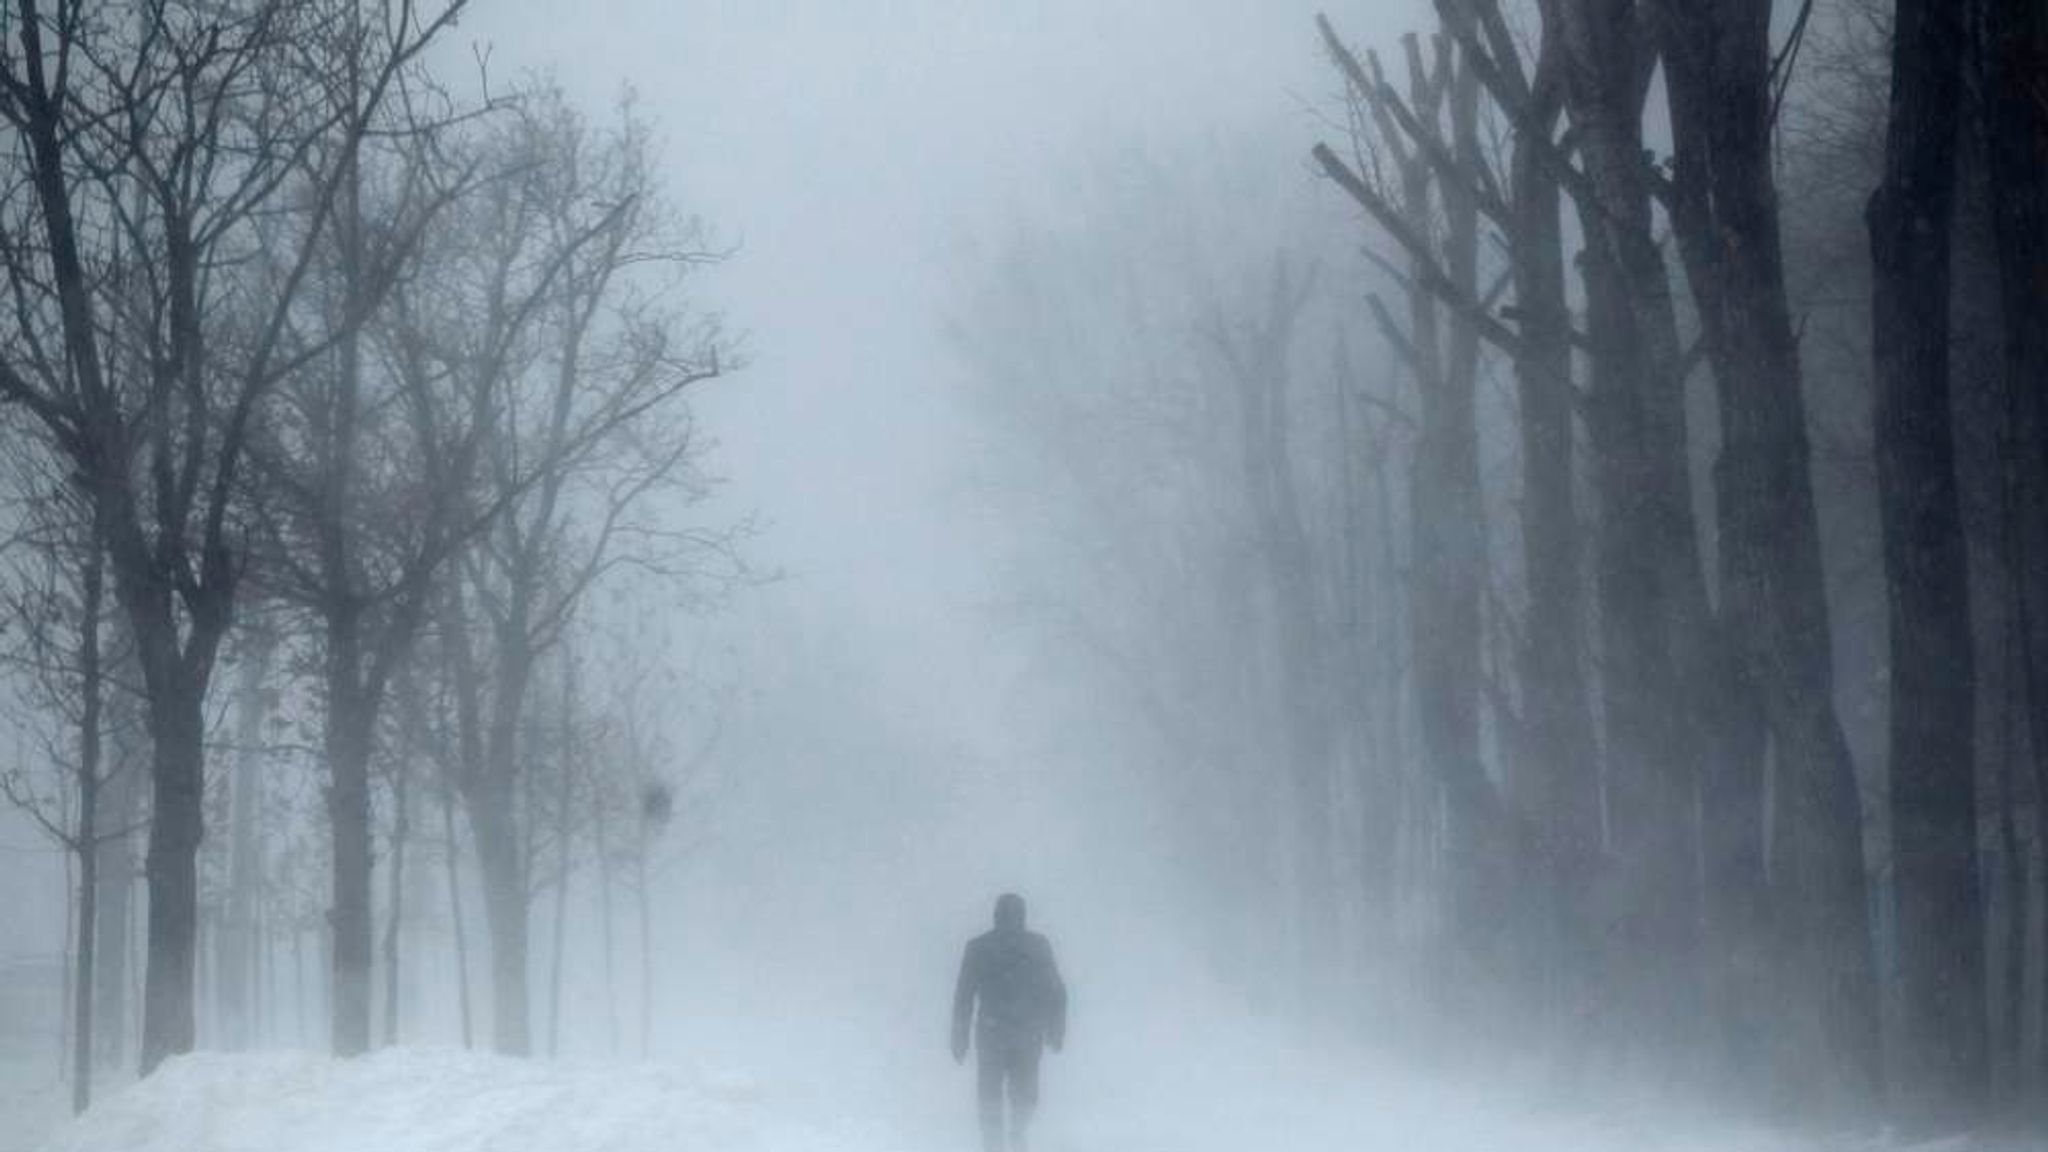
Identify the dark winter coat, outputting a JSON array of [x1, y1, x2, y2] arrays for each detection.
[[952, 926, 1067, 1054]]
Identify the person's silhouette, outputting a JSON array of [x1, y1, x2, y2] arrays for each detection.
[[951, 893, 1067, 1152]]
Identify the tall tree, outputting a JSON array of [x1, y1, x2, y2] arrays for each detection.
[[89, 692, 143, 1070], [1548, 0, 1724, 1072], [1314, 28, 1497, 1009], [214, 626, 278, 1049], [1656, 0, 1882, 1110], [434, 91, 730, 1054], [247, 97, 521, 1056], [1451, 4, 1598, 1030], [0, 0, 463, 1073], [1315, 5, 1618, 1043], [1333, 0, 1602, 1032], [1868, 0, 1984, 1131], [0, 464, 121, 1110], [1207, 253, 1338, 999], [1980, 0, 2048, 1088]]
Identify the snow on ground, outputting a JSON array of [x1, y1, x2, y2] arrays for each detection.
[[21, 1025, 1835, 1152], [32, 1047, 889, 1152]]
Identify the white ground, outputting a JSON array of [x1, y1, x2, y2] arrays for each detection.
[[16, 1011, 1834, 1152]]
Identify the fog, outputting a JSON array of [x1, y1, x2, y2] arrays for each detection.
[[458, 0, 1355, 1033], [2, 0, 2040, 1149], [486, 0, 1368, 1116]]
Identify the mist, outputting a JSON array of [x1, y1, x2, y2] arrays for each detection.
[[1, 1, 2043, 1150]]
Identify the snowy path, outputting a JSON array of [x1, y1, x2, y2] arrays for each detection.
[[33, 1048, 872, 1152], [25, 1011, 1822, 1152]]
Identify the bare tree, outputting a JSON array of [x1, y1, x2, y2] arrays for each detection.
[[213, 623, 278, 1050], [1980, 4, 2048, 1095], [1545, 0, 1724, 1074], [1313, 1, 1857, 1097], [1315, 21, 1525, 1040], [391, 647, 474, 1047], [0, 454, 133, 1110], [1655, 0, 1882, 1112], [0, 0, 465, 1073], [374, 709, 411, 1047], [1315, 0, 1605, 1043], [240, 79, 535, 1056], [1207, 253, 1341, 999], [1868, 0, 1984, 1130], [430, 89, 733, 1054]]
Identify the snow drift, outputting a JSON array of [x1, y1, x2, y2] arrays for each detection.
[[28, 1031, 1960, 1152], [33, 1047, 872, 1152]]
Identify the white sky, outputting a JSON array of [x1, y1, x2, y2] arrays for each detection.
[[456, 0, 1429, 758]]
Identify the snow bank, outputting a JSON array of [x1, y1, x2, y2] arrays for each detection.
[[34, 1047, 875, 1152], [30, 1037, 2009, 1152]]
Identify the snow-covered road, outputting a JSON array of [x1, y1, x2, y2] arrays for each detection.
[[35, 1048, 870, 1152], [24, 1019, 1822, 1152]]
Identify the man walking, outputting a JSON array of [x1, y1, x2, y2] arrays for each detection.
[[952, 893, 1067, 1152]]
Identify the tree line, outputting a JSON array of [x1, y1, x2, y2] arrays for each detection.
[[0, 0, 740, 1112], [951, 0, 2046, 1137]]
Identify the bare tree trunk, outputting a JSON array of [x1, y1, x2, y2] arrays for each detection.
[[1973, 229, 2027, 1105], [1343, 380, 1402, 977], [547, 661, 575, 1058], [471, 779, 532, 1056], [637, 846, 653, 1059], [60, 835, 75, 1088], [130, 883, 143, 1054], [72, 814, 95, 1112], [2035, 677, 2048, 1104], [1475, 5, 1601, 1035], [456, 593, 539, 1055], [2036, 796, 2048, 1103], [196, 915, 213, 1046], [441, 782, 473, 1049], [1216, 253, 1335, 1005], [1365, 431, 1404, 966], [1427, 52, 1492, 995], [317, 47, 383, 1057], [1869, 0, 1984, 1129], [1993, 691, 2026, 1101], [1657, 0, 1881, 1113], [595, 792, 618, 1056], [1980, 0, 2048, 1099], [137, 661, 218, 1075], [70, 518, 105, 1112], [1552, 0, 1712, 1077], [1346, 33, 1495, 1002], [327, 661, 376, 1057], [218, 631, 275, 1050], [381, 767, 409, 1047], [92, 749, 137, 1071]]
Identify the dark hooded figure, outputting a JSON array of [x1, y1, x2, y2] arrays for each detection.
[[952, 893, 1067, 1152]]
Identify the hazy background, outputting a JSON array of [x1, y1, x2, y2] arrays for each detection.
[[0, 3, 1916, 1150], [432, 0, 1424, 1134], [444, 0, 1370, 1002]]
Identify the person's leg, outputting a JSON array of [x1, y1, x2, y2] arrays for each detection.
[[1007, 1041, 1042, 1152], [976, 1043, 1005, 1152]]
